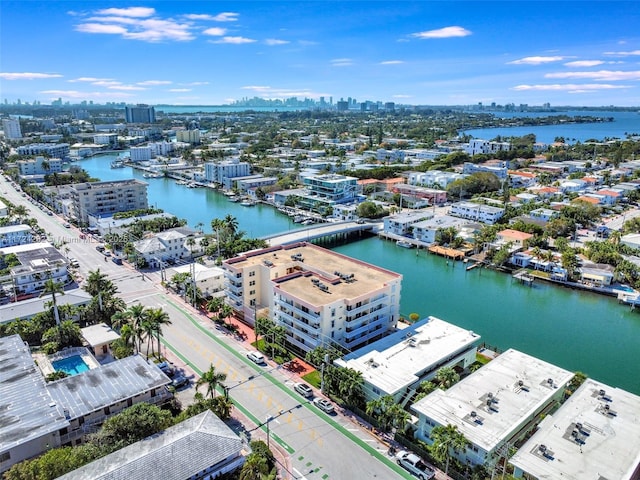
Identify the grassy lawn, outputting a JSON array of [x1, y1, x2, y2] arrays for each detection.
[[303, 370, 321, 388]]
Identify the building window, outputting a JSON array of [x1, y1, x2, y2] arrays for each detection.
[[249, 271, 255, 277], [1, 451, 11, 463], [249, 290, 255, 295], [249, 280, 256, 286]]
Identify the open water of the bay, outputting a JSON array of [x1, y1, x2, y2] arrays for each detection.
[[80, 151, 640, 395]]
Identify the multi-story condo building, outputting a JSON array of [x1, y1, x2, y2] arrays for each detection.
[[125, 104, 156, 123], [130, 146, 153, 162], [383, 210, 434, 237], [412, 349, 573, 468], [69, 179, 148, 225], [2, 118, 22, 139], [407, 170, 465, 189], [16, 143, 70, 158], [148, 141, 173, 157], [176, 129, 201, 145], [449, 201, 504, 224], [274, 174, 361, 213], [462, 161, 509, 180], [204, 160, 251, 186], [464, 139, 511, 156], [223, 242, 402, 353], [93, 133, 118, 147], [17, 156, 63, 176]]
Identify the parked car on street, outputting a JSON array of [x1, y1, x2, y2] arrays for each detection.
[[395, 451, 435, 479], [312, 397, 335, 414], [294, 382, 313, 398], [247, 351, 265, 365], [156, 361, 175, 377], [171, 375, 189, 389]]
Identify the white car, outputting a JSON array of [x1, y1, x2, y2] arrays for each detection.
[[246, 351, 265, 365], [294, 382, 313, 398], [312, 397, 335, 414], [395, 450, 435, 480]]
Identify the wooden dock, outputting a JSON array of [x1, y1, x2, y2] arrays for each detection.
[[513, 270, 535, 286]]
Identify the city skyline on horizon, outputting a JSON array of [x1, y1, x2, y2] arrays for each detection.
[[2, 1, 640, 107]]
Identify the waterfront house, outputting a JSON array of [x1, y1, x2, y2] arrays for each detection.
[[383, 209, 434, 237], [57, 411, 247, 480], [412, 349, 573, 468], [496, 229, 533, 250], [411, 215, 469, 245], [579, 263, 615, 287], [335, 316, 480, 403], [510, 379, 640, 480], [449, 202, 504, 225], [222, 242, 402, 353]]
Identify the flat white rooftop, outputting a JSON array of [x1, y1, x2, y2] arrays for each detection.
[[412, 349, 574, 453], [337, 316, 479, 396], [510, 379, 640, 480], [81, 323, 120, 347]]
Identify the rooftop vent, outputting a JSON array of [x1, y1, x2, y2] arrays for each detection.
[[599, 389, 606, 397], [547, 378, 554, 386], [470, 411, 477, 417], [518, 380, 524, 387], [539, 444, 547, 453]]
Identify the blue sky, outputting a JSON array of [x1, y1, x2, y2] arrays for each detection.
[[2, 1, 640, 106]]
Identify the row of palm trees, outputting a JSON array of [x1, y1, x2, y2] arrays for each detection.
[[111, 304, 172, 359]]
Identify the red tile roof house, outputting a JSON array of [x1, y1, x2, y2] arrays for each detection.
[[496, 229, 534, 250], [595, 189, 623, 205]]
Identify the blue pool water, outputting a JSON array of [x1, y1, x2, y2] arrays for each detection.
[[51, 355, 90, 376]]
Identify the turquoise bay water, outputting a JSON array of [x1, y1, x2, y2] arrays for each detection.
[[335, 238, 640, 395], [80, 152, 640, 395], [52, 355, 90, 376]]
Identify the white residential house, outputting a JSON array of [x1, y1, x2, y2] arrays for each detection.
[[412, 349, 573, 468], [383, 210, 434, 237], [464, 139, 511, 156], [449, 202, 504, 225], [1, 242, 69, 296], [528, 208, 559, 223], [0, 224, 32, 247], [168, 263, 225, 299], [133, 229, 201, 268], [462, 162, 508, 180], [335, 316, 480, 403], [412, 215, 469, 245]]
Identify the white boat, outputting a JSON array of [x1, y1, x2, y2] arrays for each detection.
[[301, 219, 315, 225], [293, 215, 304, 223], [240, 199, 256, 206], [110, 160, 125, 168], [396, 240, 414, 248], [143, 172, 163, 178]]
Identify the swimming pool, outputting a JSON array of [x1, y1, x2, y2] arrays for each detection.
[[51, 355, 90, 376]]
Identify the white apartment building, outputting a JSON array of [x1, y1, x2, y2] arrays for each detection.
[[412, 349, 573, 468], [17, 156, 64, 176], [204, 160, 251, 186], [0, 224, 32, 247], [449, 201, 504, 224], [93, 133, 119, 146], [168, 263, 225, 299], [412, 215, 469, 245], [148, 141, 173, 157], [336, 316, 480, 403], [133, 229, 200, 268], [17, 143, 70, 158], [383, 210, 434, 237], [176, 129, 201, 145], [462, 162, 509, 180], [464, 139, 511, 156], [0, 336, 171, 474], [2, 118, 22, 139], [376, 148, 405, 163], [223, 243, 402, 353], [407, 170, 465, 189], [130, 146, 152, 162], [2, 242, 69, 295], [69, 179, 148, 225], [510, 379, 640, 480]]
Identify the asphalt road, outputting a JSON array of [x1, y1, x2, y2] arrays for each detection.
[[0, 175, 412, 480]]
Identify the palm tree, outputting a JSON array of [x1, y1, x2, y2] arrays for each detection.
[[337, 368, 365, 407], [223, 214, 239, 239], [119, 303, 147, 354], [196, 364, 227, 399], [435, 366, 460, 389], [84, 269, 118, 297], [211, 218, 225, 258], [430, 424, 468, 475], [146, 307, 172, 359], [42, 278, 64, 326]]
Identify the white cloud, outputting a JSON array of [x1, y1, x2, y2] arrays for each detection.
[[181, 81, 209, 86], [512, 83, 628, 91], [92, 80, 122, 86], [0, 72, 63, 80], [76, 23, 128, 35], [203, 27, 227, 36], [564, 60, 604, 67], [604, 50, 640, 56], [242, 86, 272, 92], [68, 77, 112, 83], [107, 85, 146, 91], [380, 60, 404, 65], [331, 58, 353, 67], [265, 38, 289, 46], [137, 80, 172, 86], [212, 36, 256, 44], [508, 56, 564, 65], [545, 70, 640, 81], [75, 9, 194, 42], [210, 12, 239, 22], [411, 26, 471, 39], [392, 94, 412, 98], [168, 88, 192, 92], [96, 7, 155, 17]]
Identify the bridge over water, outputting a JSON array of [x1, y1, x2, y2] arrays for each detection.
[[262, 221, 382, 246]]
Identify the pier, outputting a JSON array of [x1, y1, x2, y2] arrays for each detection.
[[513, 269, 535, 286]]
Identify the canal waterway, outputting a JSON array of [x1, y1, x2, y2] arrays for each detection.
[[80, 154, 640, 395], [78, 154, 301, 238], [335, 238, 640, 395]]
